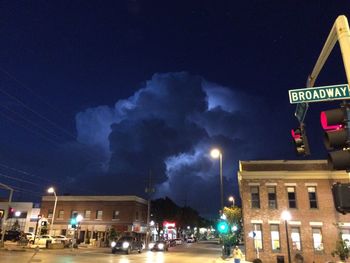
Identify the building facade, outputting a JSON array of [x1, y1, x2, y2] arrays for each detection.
[[40, 195, 148, 245], [0, 202, 41, 233], [238, 160, 350, 263]]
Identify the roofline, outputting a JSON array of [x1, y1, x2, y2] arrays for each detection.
[[41, 195, 147, 204]]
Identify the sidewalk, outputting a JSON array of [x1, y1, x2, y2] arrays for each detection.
[[214, 256, 252, 263]]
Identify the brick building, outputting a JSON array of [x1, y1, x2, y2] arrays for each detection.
[[40, 195, 148, 245], [238, 160, 350, 263]]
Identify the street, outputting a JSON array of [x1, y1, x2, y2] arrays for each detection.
[[0, 241, 228, 263]]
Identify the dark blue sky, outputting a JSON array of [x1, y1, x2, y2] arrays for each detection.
[[0, 0, 349, 217]]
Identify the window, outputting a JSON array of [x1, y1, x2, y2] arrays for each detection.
[[341, 228, 350, 246], [270, 224, 280, 252], [135, 211, 139, 220], [308, 187, 318, 209], [96, 210, 103, 220], [71, 210, 78, 217], [251, 186, 260, 208], [48, 209, 53, 219], [291, 227, 302, 251], [253, 224, 263, 250], [85, 210, 91, 219], [312, 228, 324, 251], [58, 210, 64, 219], [268, 187, 277, 209], [112, 210, 119, 220], [287, 187, 297, 208]]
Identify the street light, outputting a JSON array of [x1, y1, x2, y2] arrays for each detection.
[[210, 148, 223, 212], [47, 187, 57, 235], [281, 210, 292, 263], [228, 196, 235, 207]]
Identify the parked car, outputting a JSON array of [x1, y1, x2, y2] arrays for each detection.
[[186, 237, 195, 243], [53, 235, 72, 247], [174, 238, 183, 245], [4, 230, 21, 242], [148, 240, 169, 251], [25, 232, 35, 240], [111, 236, 143, 254], [169, 239, 177, 247], [29, 235, 60, 246]]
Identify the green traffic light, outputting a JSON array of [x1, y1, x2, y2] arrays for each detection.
[[217, 220, 229, 234]]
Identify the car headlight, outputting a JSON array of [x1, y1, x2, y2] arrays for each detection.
[[157, 243, 164, 250], [111, 241, 116, 247], [122, 241, 130, 249], [148, 242, 155, 249]]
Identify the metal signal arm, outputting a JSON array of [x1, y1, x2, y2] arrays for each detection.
[[307, 15, 350, 88]]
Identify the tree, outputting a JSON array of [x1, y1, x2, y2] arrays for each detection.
[[222, 206, 242, 245], [332, 233, 349, 262]]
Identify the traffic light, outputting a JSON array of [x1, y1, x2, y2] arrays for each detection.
[[70, 213, 78, 228], [291, 125, 310, 156], [217, 220, 229, 235], [332, 182, 350, 214], [7, 207, 15, 219], [320, 105, 350, 170]]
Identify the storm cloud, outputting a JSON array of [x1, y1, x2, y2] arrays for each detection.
[[75, 72, 272, 216]]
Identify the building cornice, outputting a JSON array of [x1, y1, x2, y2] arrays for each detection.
[[42, 195, 147, 204], [238, 170, 348, 180]]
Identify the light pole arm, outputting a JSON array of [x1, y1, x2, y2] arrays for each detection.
[[308, 15, 350, 87]]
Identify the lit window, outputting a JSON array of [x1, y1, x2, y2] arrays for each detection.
[[270, 224, 280, 252], [112, 211, 119, 220], [287, 187, 297, 208], [312, 228, 324, 251], [291, 227, 302, 251], [85, 210, 91, 219], [308, 187, 318, 209], [96, 210, 103, 220], [251, 186, 260, 209], [268, 187, 277, 209], [48, 209, 53, 219], [58, 210, 64, 219], [253, 224, 263, 250], [341, 228, 350, 246]]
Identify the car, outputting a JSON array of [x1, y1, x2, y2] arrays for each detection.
[[148, 240, 169, 251], [29, 235, 60, 246], [174, 238, 183, 245], [111, 236, 143, 254], [4, 230, 21, 242], [186, 237, 195, 243], [25, 232, 35, 240], [169, 239, 177, 247], [53, 235, 72, 247]]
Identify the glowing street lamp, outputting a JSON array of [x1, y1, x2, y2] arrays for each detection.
[[47, 187, 57, 235], [210, 148, 223, 212], [281, 211, 292, 263], [228, 196, 235, 207]]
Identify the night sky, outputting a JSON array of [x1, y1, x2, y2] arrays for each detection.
[[0, 1, 349, 218]]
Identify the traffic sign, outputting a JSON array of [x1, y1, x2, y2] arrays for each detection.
[[289, 84, 350, 104], [295, 102, 309, 123]]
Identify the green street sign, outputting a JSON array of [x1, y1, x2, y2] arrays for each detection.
[[289, 84, 350, 104]]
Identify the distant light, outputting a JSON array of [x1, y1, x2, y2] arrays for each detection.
[[150, 220, 155, 226], [47, 187, 55, 193], [76, 214, 83, 222], [15, 211, 21, 217], [210, 149, 221, 159]]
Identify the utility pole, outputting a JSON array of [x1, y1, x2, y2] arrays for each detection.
[[145, 170, 155, 246]]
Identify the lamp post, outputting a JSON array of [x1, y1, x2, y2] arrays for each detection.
[[281, 210, 292, 263], [47, 187, 57, 235], [210, 148, 223, 212], [228, 196, 235, 207]]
